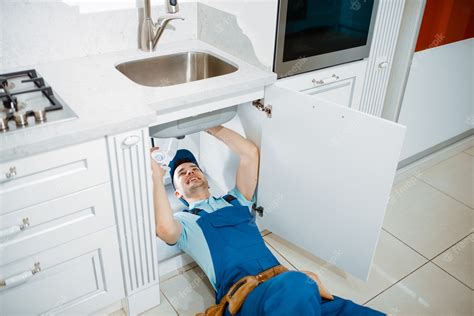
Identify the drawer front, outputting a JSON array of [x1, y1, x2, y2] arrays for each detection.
[[0, 138, 110, 213], [277, 59, 367, 110], [0, 226, 124, 315], [0, 183, 115, 264]]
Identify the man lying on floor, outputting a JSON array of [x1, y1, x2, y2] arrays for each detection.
[[151, 125, 384, 316]]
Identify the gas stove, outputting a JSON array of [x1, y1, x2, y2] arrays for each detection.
[[0, 69, 77, 133]]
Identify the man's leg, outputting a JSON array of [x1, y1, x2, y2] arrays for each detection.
[[239, 271, 322, 316], [320, 296, 385, 316]]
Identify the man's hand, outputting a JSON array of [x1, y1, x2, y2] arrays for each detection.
[[301, 270, 334, 300], [150, 147, 167, 180], [206, 125, 259, 201]]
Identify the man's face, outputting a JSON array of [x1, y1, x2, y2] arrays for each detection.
[[173, 162, 209, 198]]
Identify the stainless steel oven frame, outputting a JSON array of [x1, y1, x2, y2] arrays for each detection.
[[274, 0, 380, 78]]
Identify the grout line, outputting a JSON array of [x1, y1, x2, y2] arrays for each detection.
[[363, 261, 431, 306], [427, 232, 473, 261], [264, 235, 299, 270], [160, 289, 180, 315], [462, 147, 474, 157], [431, 260, 473, 291], [366, 231, 474, 305], [414, 169, 474, 211], [381, 228, 430, 261]]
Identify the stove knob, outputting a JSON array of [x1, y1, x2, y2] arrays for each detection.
[[13, 112, 28, 127], [0, 117, 8, 132], [34, 109, 47, 122]]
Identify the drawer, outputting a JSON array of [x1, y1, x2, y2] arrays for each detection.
[[0, 183, 115, 264], [0, 138, 110, 213], [0, 226, 124, 315]]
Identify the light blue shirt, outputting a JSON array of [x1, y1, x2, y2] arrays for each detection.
[[171, 187, 255, 291]]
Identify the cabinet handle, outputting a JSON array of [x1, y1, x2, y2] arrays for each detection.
[[0, 262, 41, 289], [312, 74, 340, 85], [5, 166, 17, 179], [122, 135, 141, 147], [378, 61, 389, 69], [0, 218, 30, 239]]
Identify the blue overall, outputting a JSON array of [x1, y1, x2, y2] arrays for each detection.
[[187, 196, 385, 316]]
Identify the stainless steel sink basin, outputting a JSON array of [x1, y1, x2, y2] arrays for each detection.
[[115, 51, 238, 87]]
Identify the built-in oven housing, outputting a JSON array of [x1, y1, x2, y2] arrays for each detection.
[[274, 0, 379, 78]]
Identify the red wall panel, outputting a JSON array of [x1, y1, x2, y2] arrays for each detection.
[[415, 0, 473, 52]]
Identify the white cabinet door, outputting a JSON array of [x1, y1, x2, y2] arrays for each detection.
[[256, 84, 405, 281]]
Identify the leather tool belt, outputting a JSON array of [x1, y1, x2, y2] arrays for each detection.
[[196, 265, 334, 316], [196, 264, 288, 316]]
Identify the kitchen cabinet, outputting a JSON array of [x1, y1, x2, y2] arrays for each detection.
[[171, 81, 406, 281], [0, 129, 161, 316], [360, 0, 406, 117], [0, 140, 124, 315], [277, 60, 367, 110], [107, 128, 161, 315], [0, 227, 124, 315]]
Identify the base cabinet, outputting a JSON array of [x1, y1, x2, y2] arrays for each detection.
[[0, 227, 124, 315]]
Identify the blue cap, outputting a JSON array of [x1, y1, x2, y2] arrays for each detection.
[[169, 149, 200, 187]]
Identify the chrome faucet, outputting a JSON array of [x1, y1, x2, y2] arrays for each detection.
[[140, 0, 184, 52]]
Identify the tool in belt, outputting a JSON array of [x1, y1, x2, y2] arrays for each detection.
[[196, 265, 333, 316]]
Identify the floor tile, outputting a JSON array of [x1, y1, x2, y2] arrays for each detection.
[[160, 261, 198, 283], [383, 177, 473, 259], [433, 234, 473, 289], [464, 146, 474, 156], [265, 240, 297, 270], [160, 266, 215, 316], [264, 230, 426, 305], [140, 292, 177, 316], [366, 263, 472, 315], [417, 152, 473, 208], [108, 309, 126, 316]]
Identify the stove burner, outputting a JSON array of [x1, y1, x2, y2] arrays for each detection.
[[0, 69, 70, 133]]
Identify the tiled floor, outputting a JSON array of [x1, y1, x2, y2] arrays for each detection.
[[111, 143, 473, 315]]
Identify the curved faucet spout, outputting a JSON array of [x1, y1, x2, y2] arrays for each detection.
[[140, 0, 185, 52], [152, 16, 185, 49]]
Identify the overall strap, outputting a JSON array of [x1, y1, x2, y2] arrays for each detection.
[[184, 208, 206, 216], [223, 194, 241, 207]]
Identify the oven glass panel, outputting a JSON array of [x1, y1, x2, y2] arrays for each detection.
[[283, 0, 375, 62]]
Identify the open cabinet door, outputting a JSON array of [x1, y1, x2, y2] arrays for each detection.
[[256, 84, 406, 281]]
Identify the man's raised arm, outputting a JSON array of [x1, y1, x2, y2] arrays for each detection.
[[206, 126, 259, 201], [150, 147, 182, 245]]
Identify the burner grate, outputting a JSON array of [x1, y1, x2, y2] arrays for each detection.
[[0, 69, 64, 124]]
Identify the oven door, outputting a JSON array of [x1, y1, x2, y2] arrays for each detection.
[[274, 0, 379, 78]]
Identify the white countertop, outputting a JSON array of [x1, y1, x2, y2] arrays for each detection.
[[0, 40, 276, 162]]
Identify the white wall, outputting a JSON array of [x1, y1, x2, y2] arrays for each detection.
[[398, 38, 474, 160], [197, 0, 278, 71], [0, 0, 197, 69]]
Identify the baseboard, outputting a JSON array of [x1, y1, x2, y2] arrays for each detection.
[[395, 131, 474, 184], [158, 253, 196, 281]]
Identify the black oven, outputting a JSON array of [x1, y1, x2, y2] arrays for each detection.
[[274, 0, 379, 78]]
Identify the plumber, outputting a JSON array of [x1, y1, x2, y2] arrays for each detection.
[[150, 125, 384, 316]]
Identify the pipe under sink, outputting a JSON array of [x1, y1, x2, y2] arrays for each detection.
[[115, 51, 238, 87]]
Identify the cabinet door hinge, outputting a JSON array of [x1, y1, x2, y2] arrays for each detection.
[[252, 203, 264, 217], [252, 99, 272, 118]]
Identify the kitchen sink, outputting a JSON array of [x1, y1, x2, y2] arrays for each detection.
[[115, 51, 238, 87]]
